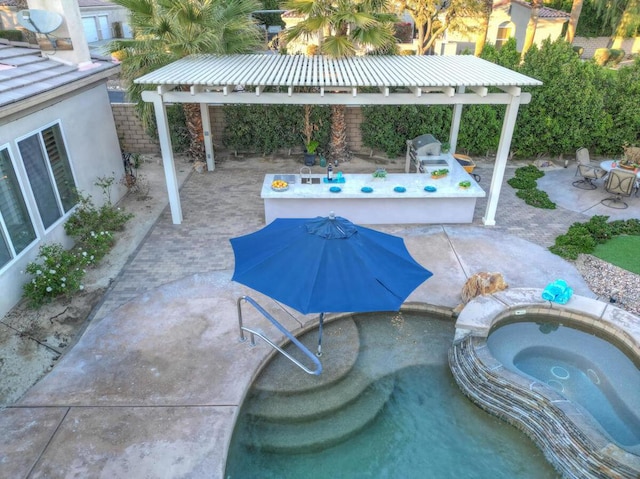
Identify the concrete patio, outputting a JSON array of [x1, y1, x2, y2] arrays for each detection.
[[1, 153, 638, 478]]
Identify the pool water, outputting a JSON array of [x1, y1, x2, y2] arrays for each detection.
[[515, 347, 640, 447], [488, 320, 640, 452], [225, 313, 559, 478]]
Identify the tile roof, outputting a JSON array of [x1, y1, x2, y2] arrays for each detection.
[[538, 6, 570, 19], [0, 41, 120, 112], [493, 0, 570, 19]]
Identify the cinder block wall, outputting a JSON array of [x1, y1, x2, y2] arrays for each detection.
[[111, 104, 160, 154], [112, 104, 368, 155], [209, 106, 226, 147], [346, 107, 364, 152]]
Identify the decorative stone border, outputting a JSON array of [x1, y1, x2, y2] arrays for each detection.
[[449, 288, 640, 479]]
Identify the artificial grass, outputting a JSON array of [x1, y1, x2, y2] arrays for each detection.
[[592, 235, 640, 275]]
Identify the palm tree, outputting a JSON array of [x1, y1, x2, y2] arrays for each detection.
[[108, 0, 262, 160], [565, 0, 584, 44], [591, 0, 640, 45], [521, 0, 542, 60], [474, 0, 493, 56], [283, 0, 398, 162]]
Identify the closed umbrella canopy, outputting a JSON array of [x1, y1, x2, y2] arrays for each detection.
[[230, 215, 432, 314]]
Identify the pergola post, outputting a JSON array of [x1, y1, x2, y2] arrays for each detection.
[[201, 103, 215, 171], [449, 86, 465, 153], [146, 91, 182, 224], [483, 94, 522, 226]]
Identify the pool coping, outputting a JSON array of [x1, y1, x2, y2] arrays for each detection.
[[450, 287, 640, 479]]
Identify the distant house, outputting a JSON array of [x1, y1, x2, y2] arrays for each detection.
[[76, 0, 132, 43], [435, 0, 570, 55], [0, 0, 131, 44], [280, 1, 568, 56], [0, 2, 125, 318]]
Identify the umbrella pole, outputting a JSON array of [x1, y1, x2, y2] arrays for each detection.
[[317, 312, 324, 357]]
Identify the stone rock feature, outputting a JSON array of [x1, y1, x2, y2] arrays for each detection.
[[461, 272, 508, 304]]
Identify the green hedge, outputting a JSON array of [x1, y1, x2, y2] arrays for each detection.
[[222, 104, 331, 155], [0, 30, 24, 42], [214, 38, 640, 160]]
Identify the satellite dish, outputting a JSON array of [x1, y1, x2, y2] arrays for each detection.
[[17, 9, 63, 35]]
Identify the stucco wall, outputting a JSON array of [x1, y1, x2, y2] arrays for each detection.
[[0, 84, 126, 318], [435, 4, 566, 54]]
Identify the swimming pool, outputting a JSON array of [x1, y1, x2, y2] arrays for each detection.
[[487, 319, 640, 452], [225, 312, 559, 478]]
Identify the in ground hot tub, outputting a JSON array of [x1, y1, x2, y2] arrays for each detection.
[[487, 319, 640, 453], [450, 290, 640, 478]]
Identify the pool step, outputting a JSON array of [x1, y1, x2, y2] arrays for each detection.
[[252, 318, 360, 396], [243, 374, 395, 453], [247, 368, 377, 423], [248, 313, 443, 422], [242, 313, 451, 454]]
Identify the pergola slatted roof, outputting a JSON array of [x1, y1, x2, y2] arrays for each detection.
[[135, 54, 542, 226], [136, 54, 541, 91]]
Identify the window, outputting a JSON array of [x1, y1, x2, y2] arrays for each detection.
[[19, 124, 77, 229], [496, 22, 513, 49], [0, 148, 36, 268]]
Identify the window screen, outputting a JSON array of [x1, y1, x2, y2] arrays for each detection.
[[0, 148, 36, 260], [19, 124, 77, 229]]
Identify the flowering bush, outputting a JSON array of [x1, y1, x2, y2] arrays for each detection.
[[77, 230, 114, 266], [23, 244, 85, 307], [64, 193, 132, 240], [22, 189, 133, 308]]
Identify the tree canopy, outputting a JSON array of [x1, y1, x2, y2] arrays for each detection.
[[398, 0, 484, 55]]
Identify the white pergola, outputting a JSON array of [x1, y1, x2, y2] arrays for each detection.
[[135, 54, 542, 225]]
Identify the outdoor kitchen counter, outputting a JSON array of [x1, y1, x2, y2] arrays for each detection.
[[261, 166, 485, 225]]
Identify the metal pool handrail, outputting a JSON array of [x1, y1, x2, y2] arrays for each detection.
[[236, 296, 322, 376]]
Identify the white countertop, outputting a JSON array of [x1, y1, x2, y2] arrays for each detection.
[[261, 170, 485, 199]]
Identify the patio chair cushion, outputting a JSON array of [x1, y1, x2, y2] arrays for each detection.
[[577, 164, 606, 180]]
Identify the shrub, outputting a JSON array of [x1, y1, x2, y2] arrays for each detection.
[[550, 217, 640, 260], [507, 176, 536, 190], [0, 30, 24, 42], [361, 105, 451, 157], [508, 165, 555, 209], [584, 215, 613, 243], [64, 193, 132, 241], [593, 48, 611, 66], [515, 188, 556, 209], [23, 244, 85, 307], [608, 49, 625, 65], [515, 164, 545, 180], [609, 218, 640, 235], [22, 191, 133, 307], [76, 230, 115, 265], [516, 39, 611, 158]]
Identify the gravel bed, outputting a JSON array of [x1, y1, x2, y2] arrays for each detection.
[[575, 254, 640, 316]]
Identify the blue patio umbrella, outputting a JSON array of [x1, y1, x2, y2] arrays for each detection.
[[230, 214, 433, 355]]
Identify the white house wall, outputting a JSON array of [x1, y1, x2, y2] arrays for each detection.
[[0, 83, 126, 318], [436, 4, 566, 53], [81, 4, 132, 40]]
